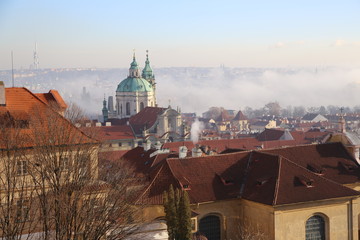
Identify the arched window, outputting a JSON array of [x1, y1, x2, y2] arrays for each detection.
[[126, 102, 130, 116], [120, 104, 122, 115], [199, 215, 221, 240], [140, 102, 144, 111], [306, 215, 325, 240]]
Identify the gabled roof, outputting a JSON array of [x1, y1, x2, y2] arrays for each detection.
[[34, 90, 67, 109], [0, 87, 96, 149], [136, 144, 360, 206], [215, 110, 232, 122], [129, 107, 166, 134], [233, 111, 248, 121], [263, 142, 360, 184], [241, 151, 359, 205], [97, 125, 135, 141], [134, 142, 360, 206], [257, 129, 288, 141]]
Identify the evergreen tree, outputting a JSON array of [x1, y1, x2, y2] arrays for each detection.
[[163, 185, 192, 240], [164, 185, 178, 240], [178, 190, 192, 240]]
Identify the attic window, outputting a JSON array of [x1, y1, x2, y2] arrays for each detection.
[[307, 163, 324, 175], [182, 184, 190, 190], [340, 162, 357, 172], [296, 175, 314, 188], [256, 177, 269, 186], [217, 174, 234, 186]]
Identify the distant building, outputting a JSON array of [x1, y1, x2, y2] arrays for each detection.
[[115, 52, 156, 119], [301, 113, 328, 123]]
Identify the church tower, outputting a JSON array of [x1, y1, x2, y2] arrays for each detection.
[[142, 50, 156, 105], [115, 52, 156, 118], [102, 97, 108, 122]]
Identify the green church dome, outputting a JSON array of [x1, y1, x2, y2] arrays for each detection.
[[116, 77, 153, 92], [116, 52, 154, 92]]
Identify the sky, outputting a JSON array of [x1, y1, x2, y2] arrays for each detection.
[[0, 0, 360, 69]]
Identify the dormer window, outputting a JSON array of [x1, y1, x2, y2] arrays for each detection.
[[296, 175, 314, 188], [307, 163, 324, 175], [340, 162, 357, 172], [256, 177, 269, 186], [217, 173, 234, 186], [182, 184, 190, 190]]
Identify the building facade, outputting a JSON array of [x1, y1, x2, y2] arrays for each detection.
[[115, 52, 156, 119]]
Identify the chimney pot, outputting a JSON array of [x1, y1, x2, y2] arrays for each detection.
[[0, 81, 5, 106]]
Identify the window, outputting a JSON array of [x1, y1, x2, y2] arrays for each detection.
[[60, 156, 69, 171], [126, 102, 130, 115], [16, 200, 29, 222], [17, 161, 27, 175], [306, 215, 325, 240], [140, 102, 144, 111], [199, 215, 221, 240]]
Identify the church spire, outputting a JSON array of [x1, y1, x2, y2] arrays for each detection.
[[129, 50, 140, 78], [142, 50, 154, 80], [338, 107, 346, 133], [102, 95, 108, 123]]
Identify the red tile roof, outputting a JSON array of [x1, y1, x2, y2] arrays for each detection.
[[133, 142, 360, 206], [35, 90, 67, 109], [97, 125, 135, 141], [129, 107, 166, 134], [0, 87, 95, 149]]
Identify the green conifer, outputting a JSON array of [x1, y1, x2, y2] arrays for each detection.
[[178, 190, 192, 240]]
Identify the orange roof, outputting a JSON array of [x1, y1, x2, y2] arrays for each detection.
[[97, 125, 136, 141], [0, 87, 96, 149], [35, 90, 67, 109]]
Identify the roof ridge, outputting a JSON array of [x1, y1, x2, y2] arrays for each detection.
[[272, 155, 282, 205], [165, 158, 183, 187], [135, 163, 165, 204]]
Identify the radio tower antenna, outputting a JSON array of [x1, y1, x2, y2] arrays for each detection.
[[33, 42, 39, 70], [11, 51, 14, 87]]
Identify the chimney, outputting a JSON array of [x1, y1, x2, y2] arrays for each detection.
[[179, 146, 188, 159], [154, 141, 162, 150], [0, 81, 5, 106], [95, 122, 102, 127], [144, 140, 151, 151], [106, 122, 111, 126], [192, 145, 202, 157]]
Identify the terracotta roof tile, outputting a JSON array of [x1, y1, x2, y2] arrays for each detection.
[[129, 107, 166, 134], [96, 125, 135, 141], [0, 87, 96, 149], [134, 142, 360, 206]]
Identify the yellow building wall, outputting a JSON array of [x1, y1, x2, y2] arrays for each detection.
[[240, 199, 275, 239], [274, 198, 359, 240], [140, 197, 360, 240]]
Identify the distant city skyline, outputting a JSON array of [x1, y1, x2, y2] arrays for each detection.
[[0, 0, 359, 70]]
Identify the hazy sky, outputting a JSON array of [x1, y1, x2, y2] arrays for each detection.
[[0, 0, 360, 69]]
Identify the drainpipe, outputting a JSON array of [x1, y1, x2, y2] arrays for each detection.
[[348, 198, 353, 240]]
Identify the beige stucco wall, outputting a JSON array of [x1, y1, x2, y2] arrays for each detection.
[[274, 198, 359, 240], [140, 196, 360, 240]]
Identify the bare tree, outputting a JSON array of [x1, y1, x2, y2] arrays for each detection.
[[25, 104, 142, 240], [0, 112, 37, 240], [232, 221, 267, 240]]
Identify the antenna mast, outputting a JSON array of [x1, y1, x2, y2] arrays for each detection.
[[11, 51, 14, 87], [33, 42, 39, 70]]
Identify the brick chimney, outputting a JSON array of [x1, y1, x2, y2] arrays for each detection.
[[0, 81, 5, 106]]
